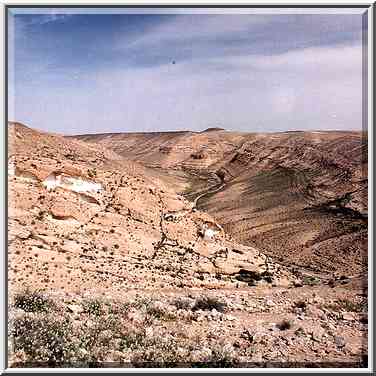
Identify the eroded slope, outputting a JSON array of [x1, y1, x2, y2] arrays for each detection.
[[8, 123, 292, 298], [74, 129, 367, 278]]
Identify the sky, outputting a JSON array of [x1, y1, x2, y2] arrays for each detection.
[[8, 8, 367, 135]]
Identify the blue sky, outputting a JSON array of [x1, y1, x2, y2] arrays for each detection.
[[8, 9, 367, 134]]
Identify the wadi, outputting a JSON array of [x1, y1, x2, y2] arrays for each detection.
[[8, 122, 368, 367]]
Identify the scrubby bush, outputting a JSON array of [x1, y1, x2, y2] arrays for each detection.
[[192, 296, 227, 313], [172, 297, 192, 310], [325, 298, 367, 313], [82, 299, 103, 316], [87, 168, 97, 178], [9, 290, 250, 367], [303, 276, 320, 286], [294, 300, 307, 310], [11, 313, 73, 364], [276, 319, 293, 331], [14, 289, 54, 313], [207, 345, 236, 367]]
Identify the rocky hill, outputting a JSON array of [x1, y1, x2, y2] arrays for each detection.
[[8, 123, 368, 367], [73, 129, 368, 278], [8, 122, 292, 297]]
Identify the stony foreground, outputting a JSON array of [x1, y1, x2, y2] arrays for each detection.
[[9, 285, 367, 368]]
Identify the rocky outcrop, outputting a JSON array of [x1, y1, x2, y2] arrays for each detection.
[[8, 123, 294, 297]]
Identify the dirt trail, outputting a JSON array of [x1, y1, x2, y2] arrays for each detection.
[[181, 171, 226, 208], [194, 181, 226, 208]]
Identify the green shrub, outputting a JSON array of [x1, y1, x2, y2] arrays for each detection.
[[303, 276, 320, 286]]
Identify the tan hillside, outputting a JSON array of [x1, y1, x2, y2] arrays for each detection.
[[8, 122, 292, 298], [73, 129, 367, 278]]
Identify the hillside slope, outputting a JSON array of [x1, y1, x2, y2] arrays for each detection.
[[8, 122, 292, 298], [73, 129, 368, 278]]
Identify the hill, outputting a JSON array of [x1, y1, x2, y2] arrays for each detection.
[[72, 129, 368, 278]]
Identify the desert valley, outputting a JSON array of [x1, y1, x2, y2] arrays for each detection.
[[7, 121, 368, 367]]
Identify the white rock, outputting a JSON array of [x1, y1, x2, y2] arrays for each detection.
[[145, 327, 154, 337], [42, 173, 102, 194], [342, 312, 356, 321], [67, 304, 83, 314], [311, 327, 326, 342]]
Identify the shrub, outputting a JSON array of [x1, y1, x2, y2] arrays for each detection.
[[82, 299, 103, 316], [295, 327, 305, 336], [303, 276, 320, 286], [146, 305, 175, 321], [119, 328, 146, 351], [130, 334, 182, 366], [294, 300, 307, 310], [11, 313, 73, 364], [132, 297, 153, 310], [130, 298, 175, 321], [192, 296, 227, 313], [87, 168, 97, 178], [14, 289, 54, 313], [173, 298, 192, 310], [207, 346, 236, 367], [325, 298, 367, 313], [276, 319, 293, 331]]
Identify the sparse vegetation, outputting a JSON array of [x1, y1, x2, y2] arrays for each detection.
[[9, 290, 241, 367], [82, 299, 103, 316], [173, 297, 192, 310], [324, 298, 367, 313], [14, 289, 54, 313], [145, 304, 176, 321], [276, 319, 293, 331], [192, 296, 227, 313], [11, 313, 73, 364], [36, 210, 45, 220], [87, 168, 97, 178], [295, 327, 305, 337], [131, 298, 176, 321], [303, 276, 321, 286], [294, 300, 307, 310]]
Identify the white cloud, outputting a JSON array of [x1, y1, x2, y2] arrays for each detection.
[[116, 13, 362, 57], [121, 14, 272, 50], [12, 42, 363, 134], [32, 14, 72, 25]]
